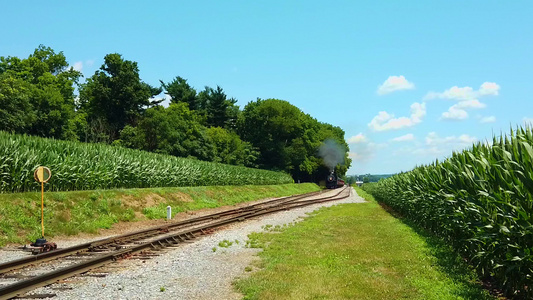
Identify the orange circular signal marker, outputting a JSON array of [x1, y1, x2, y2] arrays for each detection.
[[34, 166, 51, 183], [34, 166, 51, 239]]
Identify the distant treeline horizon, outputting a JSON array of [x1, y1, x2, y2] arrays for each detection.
[[345, 174, 394, 183]]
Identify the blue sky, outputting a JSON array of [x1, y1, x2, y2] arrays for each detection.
[[2, 1, 532, 175]]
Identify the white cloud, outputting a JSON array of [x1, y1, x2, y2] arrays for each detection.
[[347, 133, 367, 144], [441, 100, 487, 121], [479, 82, 500, 96], [426, 82, 499, 121], [391, 133, 414, 142], [424, 86, 475, 101], [401, 132, 477, 157], [73, 61, 83, 72], [410, 102, 425, 122], [455, 99, 486, 109], [426, 132, 477, 146], [348, 135, 387, 163], [480, 116, 496, 123], [441, 106, 468, 120], [377, 75, 415, 95], [424, 82, 499, 101], [368, 102, 426, 131], [392, 133, 478, 163], [425, 132, 440, 145]]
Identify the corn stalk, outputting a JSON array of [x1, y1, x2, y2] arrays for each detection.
[[363, 125, 533, 298], [0, 131, 293, 193]]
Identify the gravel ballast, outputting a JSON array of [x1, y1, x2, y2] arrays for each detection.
[[9, 188, 366, 299]]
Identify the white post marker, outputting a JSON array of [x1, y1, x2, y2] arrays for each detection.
[[167, 206, 172, 220]]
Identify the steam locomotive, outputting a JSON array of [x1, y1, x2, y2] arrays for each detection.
[[325, 172, 345, 189]]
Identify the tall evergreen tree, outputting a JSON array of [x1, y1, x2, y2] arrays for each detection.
[[160, 76, 198, 110], [197, 85, 238, 129]]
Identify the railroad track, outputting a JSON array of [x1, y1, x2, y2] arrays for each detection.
[[0, 187, 351, 299]]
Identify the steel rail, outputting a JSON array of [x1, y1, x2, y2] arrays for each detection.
[[0, 187, 350, 300], [0, 190, 324, 275]]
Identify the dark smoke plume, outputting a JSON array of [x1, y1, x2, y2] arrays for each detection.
[[318, 139, 345, 171]]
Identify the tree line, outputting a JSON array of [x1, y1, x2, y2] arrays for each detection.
[[0, 45, 351, 182], [345, 174, 394, 184]]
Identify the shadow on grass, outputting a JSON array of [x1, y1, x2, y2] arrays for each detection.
[[377, 202, 505, 300]]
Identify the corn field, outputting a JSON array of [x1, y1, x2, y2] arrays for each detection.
[[363, 126, 533, 298], [0, 131, 293, 193]]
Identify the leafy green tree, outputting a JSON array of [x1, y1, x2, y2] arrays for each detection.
[[118, 103, 216, 161], [238, 98, 351, 181], [206, 127, 258, 167], [160, 76, 198, 110], [79, 53, 161, 141], [0, 73, 36, 133], [292, 118, 350, 182], [0, 45, 81, 139], [238, 99, 308, 172]]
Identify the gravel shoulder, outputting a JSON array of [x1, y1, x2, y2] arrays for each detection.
[[5, 187, 366, 300]]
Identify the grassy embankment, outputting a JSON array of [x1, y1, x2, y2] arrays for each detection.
[[235, 187, 495, 300], [0, 183, 319, 247]]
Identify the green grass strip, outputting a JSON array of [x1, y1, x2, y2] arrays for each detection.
[[0, 183, 319, 247], [235, 187, 495, 300]]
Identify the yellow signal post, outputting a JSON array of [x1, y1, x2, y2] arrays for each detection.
[[33, 166, 51, 245]]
